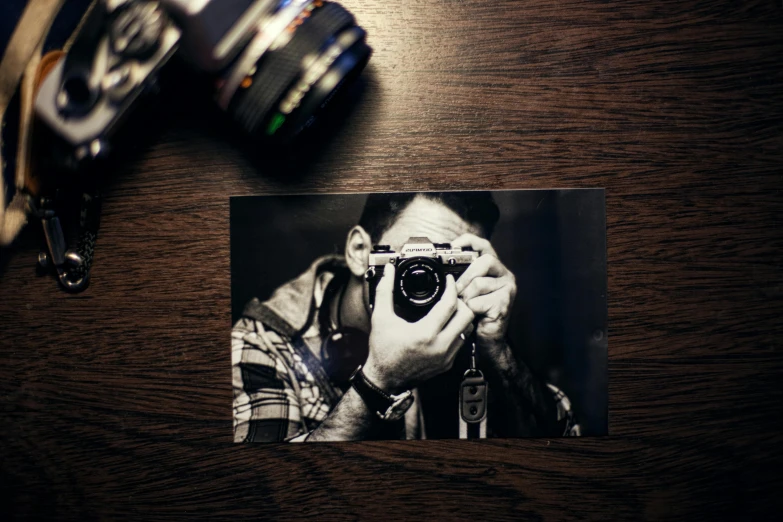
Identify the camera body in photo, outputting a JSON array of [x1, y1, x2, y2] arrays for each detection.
[[366, 237, 478, 322]]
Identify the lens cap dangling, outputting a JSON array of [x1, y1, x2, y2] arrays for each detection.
[[321, 327, 370, 390], [317, 266, 370, 389]]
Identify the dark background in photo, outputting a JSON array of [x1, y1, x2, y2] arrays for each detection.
[[230, 189, 608, 436]]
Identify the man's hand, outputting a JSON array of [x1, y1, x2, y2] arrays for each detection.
[[452, 233, 517, 355], [363, 262, 475, 392]]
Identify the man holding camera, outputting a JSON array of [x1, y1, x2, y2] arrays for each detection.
[[232, 192, 580, 442]]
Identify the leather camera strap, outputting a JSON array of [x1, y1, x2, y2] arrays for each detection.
[[458, 334, 488, 439], [0, 0, 65, 245]]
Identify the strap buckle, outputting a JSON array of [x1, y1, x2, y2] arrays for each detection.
[[28, 193, 95, 292], [458, 333, 488, 439]]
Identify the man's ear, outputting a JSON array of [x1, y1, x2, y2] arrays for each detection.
[[345, 225, 372, 277]]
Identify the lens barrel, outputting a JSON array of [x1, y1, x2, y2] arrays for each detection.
[[227, 0, 370, 143], [395, 258, 446, 322]]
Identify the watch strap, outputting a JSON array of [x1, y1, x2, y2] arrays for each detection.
[[350, 365, 393, 416]]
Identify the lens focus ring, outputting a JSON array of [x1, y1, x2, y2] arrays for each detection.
[[397, 259, 444, 306], [229, 2, 355, 135]]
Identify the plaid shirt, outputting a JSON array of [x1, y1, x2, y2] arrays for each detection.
[[232, 256, 581, 442]]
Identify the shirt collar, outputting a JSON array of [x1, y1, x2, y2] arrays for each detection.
[[244, 255, 346, 336]]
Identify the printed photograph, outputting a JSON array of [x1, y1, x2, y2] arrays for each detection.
[[231, 189, 608, 442]]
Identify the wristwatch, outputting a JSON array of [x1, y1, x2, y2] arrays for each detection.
[[349, 365, 414, 421]]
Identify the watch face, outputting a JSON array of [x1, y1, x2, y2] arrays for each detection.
[[379, 391, 415, 421]]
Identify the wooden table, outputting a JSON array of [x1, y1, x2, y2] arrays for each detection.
[[1, 0, 781, 519]]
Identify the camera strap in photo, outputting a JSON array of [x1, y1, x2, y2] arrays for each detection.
[[458, 335, 488, 439]]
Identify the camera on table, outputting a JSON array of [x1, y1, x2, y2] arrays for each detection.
[[366, 237, 479, 322], [34, 0, 371, 168]]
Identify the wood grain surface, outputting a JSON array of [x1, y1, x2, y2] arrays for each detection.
[[2, 0, 782, 519]]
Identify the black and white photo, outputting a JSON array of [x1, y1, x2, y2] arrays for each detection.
[[231, 189, 608, 442]]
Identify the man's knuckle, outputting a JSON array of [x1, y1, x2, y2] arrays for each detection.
[[421, 331, 436, 346]]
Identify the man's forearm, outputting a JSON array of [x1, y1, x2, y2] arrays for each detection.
[[482, 343, 559, 437], [305, 387, 396, 442]]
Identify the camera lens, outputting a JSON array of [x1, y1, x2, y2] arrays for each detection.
[[400, 263, 440, 304], [395, 258, 445, 322], [406, 269, 436, 299], [225, 0, 370, 143]]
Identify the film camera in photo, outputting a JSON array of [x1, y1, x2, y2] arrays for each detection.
[[365, 237, 480, 322]]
